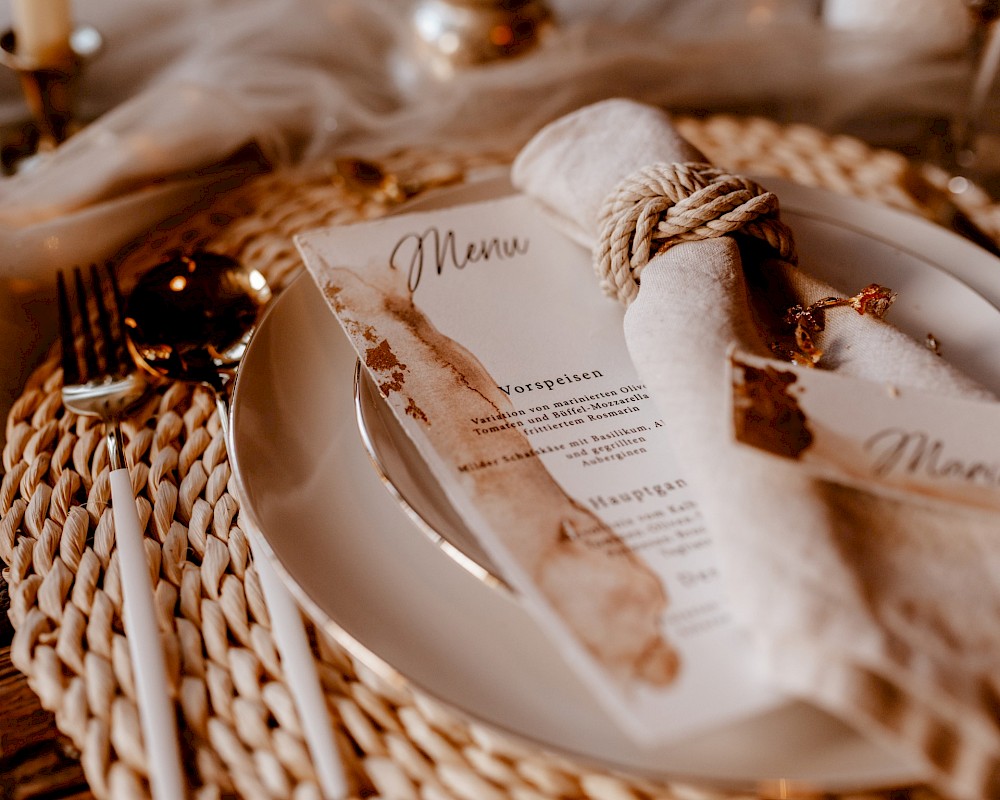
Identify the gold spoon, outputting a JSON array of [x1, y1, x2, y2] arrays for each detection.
[[123, 251, 271, 427], [124, 251, 348, 799]]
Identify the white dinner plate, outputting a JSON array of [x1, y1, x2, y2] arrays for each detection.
[[230, 173, 1000, 794]]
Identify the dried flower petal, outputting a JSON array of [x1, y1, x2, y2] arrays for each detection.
[[849, 283, 896, 318], [774, 282, 895, 367]]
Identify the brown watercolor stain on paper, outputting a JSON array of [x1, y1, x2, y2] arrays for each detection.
[[364, 338, 412, 401], [321, 264, 680, 689], [733, 360, 814, 460]]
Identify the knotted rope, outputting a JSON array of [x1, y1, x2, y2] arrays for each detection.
[[595, 162, 798, 305]]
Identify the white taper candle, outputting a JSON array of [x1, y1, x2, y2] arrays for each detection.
[[11, 0, 72, 63]]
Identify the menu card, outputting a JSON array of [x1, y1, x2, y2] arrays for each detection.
[[295, 190, 784, 743]]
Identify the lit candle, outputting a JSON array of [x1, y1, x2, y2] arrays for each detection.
[[11, 0, 73, 64]]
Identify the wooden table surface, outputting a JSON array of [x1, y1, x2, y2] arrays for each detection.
[[0, 572, 93, 799]]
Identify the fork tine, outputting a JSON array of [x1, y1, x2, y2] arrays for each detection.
[[56, 270, 80, 386], [103, 264, 131, 375], [73, 266, 98, 382], [89, 264, 119, 376]]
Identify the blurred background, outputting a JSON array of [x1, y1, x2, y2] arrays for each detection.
[[0, 0, 993, 179]]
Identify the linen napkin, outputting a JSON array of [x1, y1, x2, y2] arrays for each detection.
[[512, 99, 1000, 800]]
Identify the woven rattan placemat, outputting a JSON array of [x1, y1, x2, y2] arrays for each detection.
[[4, 115, 993, 800]]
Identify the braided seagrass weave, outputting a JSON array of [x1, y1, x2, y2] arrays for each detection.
[[3, 116, 994, 799]]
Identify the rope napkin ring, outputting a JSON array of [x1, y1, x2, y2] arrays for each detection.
[[595, 162, 798, 305]]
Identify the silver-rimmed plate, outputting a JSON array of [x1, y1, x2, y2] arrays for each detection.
[[353, 359, 507, 586], [230, 174, 1000, 794]]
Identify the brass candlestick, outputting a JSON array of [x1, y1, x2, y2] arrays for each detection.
[[0, 24, 102, 173], [408, 0, 553, 80]]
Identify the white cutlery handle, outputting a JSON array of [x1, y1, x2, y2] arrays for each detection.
[[110, 467, 187, 800], [251, 532, 348, 800]]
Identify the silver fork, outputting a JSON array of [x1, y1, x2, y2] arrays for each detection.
[[58, 265, 187, 800]]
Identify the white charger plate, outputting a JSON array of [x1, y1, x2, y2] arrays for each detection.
[[230, 174, 1000, 794]]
